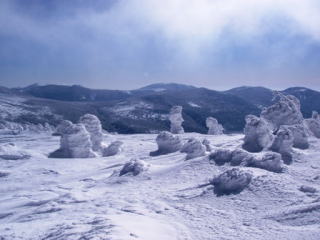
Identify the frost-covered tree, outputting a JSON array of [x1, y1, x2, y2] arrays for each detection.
[[261, 92, 303, 130], [269, 127, 294, 164], [285, 124, 309, 149], [242, 115, 274, 153], [305, 111, 320, 138], [79, 114, 104, 152], [169, 106, 184, 134], [150, 131, 183, 156], [49, 121, 96, 158], [206, 117, 224, 135], [210, 168, 252, 195], [180, 138, 206, 160]]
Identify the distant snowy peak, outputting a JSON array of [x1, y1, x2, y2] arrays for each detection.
[[138, 83, 196, 92]]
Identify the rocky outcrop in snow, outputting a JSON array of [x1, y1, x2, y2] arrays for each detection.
[[119, 159, 149, 176], [79, 114, 104, 152], [150, 131, 183, 156], [261, 92, 303, 130], [210, 168, 252, 195], [242, 115, 274, 153], [49, 121, 96, 158], [0, 143, 30, 160], [206, 117, 224, 135], [269, 127, 294, 164], [180, 138, 206, 160], [169, 106, 184, 134], [102, 141, 123, 157]]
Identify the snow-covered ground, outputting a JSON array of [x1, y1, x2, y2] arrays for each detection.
[[0, 132, 320, 240]]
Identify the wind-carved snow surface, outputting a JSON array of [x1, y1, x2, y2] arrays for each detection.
[[169, 106, 184, 134], [1, 132, 320, 239], [206, 117, 224, 135]]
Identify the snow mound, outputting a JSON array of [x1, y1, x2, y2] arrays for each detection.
[[0, 143, 30, 160], [79, 114, 104, 152], [269, 127, 294, 164], [49, 121, 97, 158], [242, 115, 274, 152], [102, 141, 123, 157], [150, 131, 183, 156], [119, 159, 149, 176], [206, 117, 224, 135], [210, 168, 252, 196], [169, 106, 184, 134], [180, 138, 206, 160], [261, 92, 304, 130]]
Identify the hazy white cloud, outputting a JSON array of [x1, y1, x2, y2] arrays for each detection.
[[0, 0, 319, 89]]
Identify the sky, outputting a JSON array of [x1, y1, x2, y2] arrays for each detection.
[[0, 0, 320, 90]]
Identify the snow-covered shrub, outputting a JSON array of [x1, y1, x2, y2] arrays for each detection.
[[0, 143, 30, 160], [119, 159, 148, 176], [210, 148, 253, 166], [269, 127, 294, 164], [169, 106, 184, 134], [260, 92, 303, 130], [150, 131, 183, 156], [202, 139, 212, 152], [102, 141, 123, 157], [206, 117, 224, 135], [209, 148, 233, 166], [305, 111, 320, 138], [79, 114, 104, 152], [180, 138, 206, 160], [230, 149, 253, 166], [247, 152, 283, 173], [285, 124, 309, 149], [49, 122, 96, 158], [242, 115, 274, 153], [210, 168, 252, 195]]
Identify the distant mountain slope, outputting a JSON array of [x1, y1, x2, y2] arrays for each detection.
[[224, 86, 273, 109], [282, 87, 320, 117], [226, 86, 320, 118], [2, 83, 320, 133], [13, 84, 131, 102]]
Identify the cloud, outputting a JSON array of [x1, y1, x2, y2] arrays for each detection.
[[0, 0, 319, 89]]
